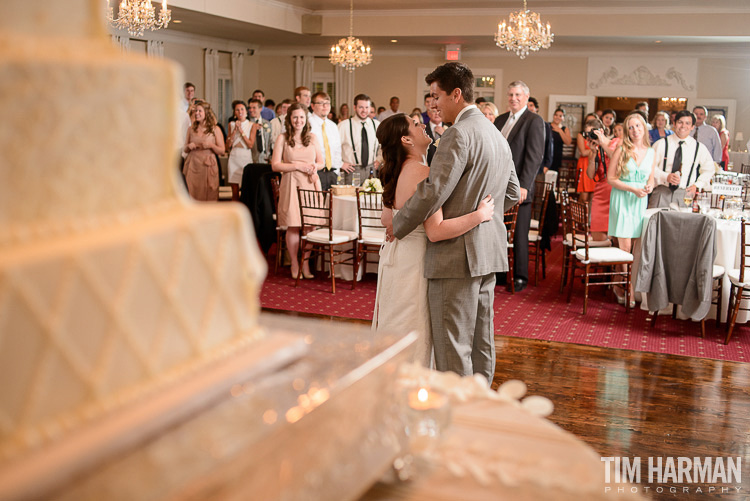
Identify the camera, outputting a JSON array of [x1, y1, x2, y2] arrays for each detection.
[[583, 129, 601, 141]]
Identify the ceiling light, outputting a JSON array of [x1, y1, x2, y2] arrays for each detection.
[[495, 0, 553, 59], [329, 0, 372, 72], [106, 0, 171, 37]]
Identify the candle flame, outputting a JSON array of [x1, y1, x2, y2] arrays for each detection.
[[417, 388, 428, 402]]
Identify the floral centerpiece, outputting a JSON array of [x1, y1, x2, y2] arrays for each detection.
[[362, 177, 383, 193]]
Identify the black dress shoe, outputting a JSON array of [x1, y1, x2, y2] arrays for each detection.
[[513, 278, 528, 292]]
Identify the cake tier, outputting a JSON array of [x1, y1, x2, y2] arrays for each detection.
[[0, 203, 266, 460], [0, 27, 181, 245]]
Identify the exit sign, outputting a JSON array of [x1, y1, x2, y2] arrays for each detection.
[[445, 44, 461, 61]]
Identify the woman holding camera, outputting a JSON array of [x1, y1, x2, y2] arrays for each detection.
[[586, 118, 623, 241]]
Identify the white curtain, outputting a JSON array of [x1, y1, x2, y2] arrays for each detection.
[[204, 48, 219, 108], [294, 55, 314, 90], [111, 35, 130, 53], [146, 40, 164, 58], [334, 65, 355, 113], [231, 52, 244, 101]]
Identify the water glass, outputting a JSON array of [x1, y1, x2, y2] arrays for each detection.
[[351, 172, 361, 187]]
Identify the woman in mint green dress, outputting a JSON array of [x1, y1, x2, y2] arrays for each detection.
[[608, 112, 657, 303]]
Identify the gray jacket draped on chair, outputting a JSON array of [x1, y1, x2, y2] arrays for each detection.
[[635, 211, 716, 320]]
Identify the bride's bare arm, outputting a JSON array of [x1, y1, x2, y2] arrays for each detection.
[[423, 195, 494, 242]]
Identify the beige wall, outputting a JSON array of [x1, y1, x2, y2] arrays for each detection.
[[164, 38, 750, 141]]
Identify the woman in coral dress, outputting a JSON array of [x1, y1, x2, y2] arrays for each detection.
[[608, 113, 657, 304], [575, 117, 600, 203], [183, 101, 225, 201], [588, 120, 622, 241], [271, 103, 323, 279]]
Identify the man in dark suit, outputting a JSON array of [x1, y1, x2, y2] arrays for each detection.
[[528, 96, 553, 173], [494, 81, 545, 292], [423, 107, 445, 165]]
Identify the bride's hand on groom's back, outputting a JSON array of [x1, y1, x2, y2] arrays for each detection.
[[477, 195, 494, 222]]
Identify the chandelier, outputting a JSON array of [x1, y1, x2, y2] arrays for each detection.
[[495, 0, 553, 59], [106, 0, 171, 37], [329, 0, 372, 72]]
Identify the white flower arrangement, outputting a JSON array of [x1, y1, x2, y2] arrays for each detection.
[[362, 177, 383, 193]]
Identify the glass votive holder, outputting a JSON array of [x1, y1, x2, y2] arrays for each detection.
[[401, 387, 451, 454]]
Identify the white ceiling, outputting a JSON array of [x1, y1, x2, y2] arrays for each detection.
[[163, 1, 750, 55]]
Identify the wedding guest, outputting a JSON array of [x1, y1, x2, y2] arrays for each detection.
[[252, 89, 275, 121], [271, 103, 323, 279], [181, 82, 195, 113], [338, 103, 350, 123], [692, 106, 722, 163], [608, 112, 656, 306], [409, 110, 423, 124], [648, 111, 673, 144], [549, 108, 572, 172], [528, 97, 553, 173], [613, 123, 624, 142], [226, 100, 259, 199], [247, 98, 271, 163], [378, 96, 401, 121], [183, 101, 225, 201], [649, 110, 715, 208], [601, 109, 617, 137], [588, 118, 621, 241], [309, 91, 342, 190], [339, 94, 381, 184], [576, 117, 600, 203], [479, 102, 499, 122], [711, 114, 730, 169], [421, 93, 434, 124], [635, 101, 651, 128], [271, 99, 292, 148]]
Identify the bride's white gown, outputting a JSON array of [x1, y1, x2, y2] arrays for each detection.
[[372, 209, 433, 367]]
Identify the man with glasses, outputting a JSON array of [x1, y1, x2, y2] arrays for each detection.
[[309, 92, 342, 190]]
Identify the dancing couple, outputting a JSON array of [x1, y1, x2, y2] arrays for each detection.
[[375, 62, 519, 383]]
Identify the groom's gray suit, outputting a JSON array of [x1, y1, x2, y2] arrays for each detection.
[[393, 105, 519, 381]]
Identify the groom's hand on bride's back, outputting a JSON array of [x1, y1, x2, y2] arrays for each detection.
[[382, 206, 394, 242]]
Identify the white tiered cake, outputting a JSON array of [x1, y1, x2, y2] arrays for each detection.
[[0, 2, 307, 498]]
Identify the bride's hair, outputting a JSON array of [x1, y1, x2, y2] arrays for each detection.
[[376, 114, 411, 209]]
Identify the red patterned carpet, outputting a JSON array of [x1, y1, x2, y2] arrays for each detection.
[[260, 241, 750, 363]]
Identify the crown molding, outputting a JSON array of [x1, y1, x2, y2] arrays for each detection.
[[319, 5, 750, 17]]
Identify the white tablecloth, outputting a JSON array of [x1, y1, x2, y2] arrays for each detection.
[[636, 208, 747, 323], [329, 195, 381, 281], [728, 151, 750, 170]]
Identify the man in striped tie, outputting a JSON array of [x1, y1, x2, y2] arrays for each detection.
[[309, 91, 343, 190]]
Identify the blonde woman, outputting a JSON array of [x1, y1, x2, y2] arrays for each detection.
[[648, 111, 673, 144], [183, 101, 225, 201], [608, 113, 657, 304], [711, 114, 730, 168], [479, 102, 499, 122]]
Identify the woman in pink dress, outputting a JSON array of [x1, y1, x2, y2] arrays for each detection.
[[711, 114, 730, 169], [588, 119, 622, 241], [271, 103, 323, 279], [183, 101, 225, 201]]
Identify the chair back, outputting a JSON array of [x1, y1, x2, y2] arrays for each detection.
[[568, 199, 591, 259], [741, 163, 750, 175], [557, 159, 579, 197], [297, 188, 333, 240], [355, 189, 384, 239], [559, 190, 571, 240], [270, 176, 281, 214], [741, 220, 750, 283], [532, 180, 554, 228], [504, 204, 519, 243]]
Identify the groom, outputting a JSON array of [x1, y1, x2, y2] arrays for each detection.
[[387, 62, 519, 382]]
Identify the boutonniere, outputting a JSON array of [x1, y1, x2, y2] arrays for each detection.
[[434, 138, 441, 148], [262, 122, 270, 132]]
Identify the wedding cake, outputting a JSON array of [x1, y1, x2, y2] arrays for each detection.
[[0, 1, 286, 493]]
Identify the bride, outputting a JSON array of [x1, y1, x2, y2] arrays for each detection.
[[372, 114, 494, 367]]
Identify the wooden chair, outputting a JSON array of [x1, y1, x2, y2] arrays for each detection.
[[558, 191, 611, 293], [354, 189, 385, 285], [566, 199, 633, 314], [528, 181, 553, 286], [741, 163, 750, 175], [296, 188, 357, 293], [504, 204, 519, 294], [556, 158, 579, 200], [269, 176, 287, 274], [725, 220, 750, 343]]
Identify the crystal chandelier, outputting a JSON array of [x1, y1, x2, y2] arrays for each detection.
[[329, 0, 372, 72], [495, 0, 553, 59], [106, 0, 171, 37]]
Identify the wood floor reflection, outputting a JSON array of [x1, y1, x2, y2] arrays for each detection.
[[264, 308, 750, 500]]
